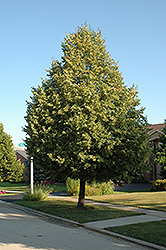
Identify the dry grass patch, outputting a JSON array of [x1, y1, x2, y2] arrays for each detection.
[[88, 191, 166, 211]]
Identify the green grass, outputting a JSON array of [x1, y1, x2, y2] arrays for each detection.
[[0, 193, 18, 196], [14, 199, 142, 223], [52, 184, 66, 192], [0, 182, 28, 192], [88, 191, 166, 211], [106, 220, 166, 247], [0, 182, 66, 194]]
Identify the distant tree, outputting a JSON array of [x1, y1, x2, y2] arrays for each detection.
[[24, 24, 150, 208], [155, 121, 166, 178], [0, 123, 24, 182], [24, 158, 51, 184]]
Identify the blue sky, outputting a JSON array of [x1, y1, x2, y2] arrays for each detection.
[[0, 0, 166, 146]]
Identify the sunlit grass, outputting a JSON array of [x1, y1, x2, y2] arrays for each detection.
[[0, 182, 66, 194], [87, 191, 166, 211], [0, 182, 28, 192]]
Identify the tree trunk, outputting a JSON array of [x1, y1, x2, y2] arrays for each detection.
[[77, 179, 85, 209]]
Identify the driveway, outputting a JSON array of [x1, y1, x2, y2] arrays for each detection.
[[114, 183, 152, 191], [0, 200, 148, 250]]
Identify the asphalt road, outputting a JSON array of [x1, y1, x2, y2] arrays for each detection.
[[0, 194, 23, 202], [0, 201, 149, 250]]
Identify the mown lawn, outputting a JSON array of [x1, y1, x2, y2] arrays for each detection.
[[0, 182, 66, 193], [106, 220, 166, 247], [14, 199, 142, 223], [0, 182, 28, 192], [87, 191, 166, 211]]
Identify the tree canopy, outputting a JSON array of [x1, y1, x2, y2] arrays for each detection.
[[0, 123, 24, 182], [24, 24, 150, 207], [155, 121, 166, 178]]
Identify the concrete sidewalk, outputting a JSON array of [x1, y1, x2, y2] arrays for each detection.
[[83, 214, 165, 228]]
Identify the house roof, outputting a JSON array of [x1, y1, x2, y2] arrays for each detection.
[[14, 146, 28, 160], [147, 123, 165, 135]]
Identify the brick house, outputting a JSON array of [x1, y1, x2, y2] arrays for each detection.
[[146, 123, 165, 181], [14, 146, 28, 165]]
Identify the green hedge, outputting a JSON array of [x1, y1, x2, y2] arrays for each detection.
[[66, 178, 114, 196], [151, 179, 166, 191]]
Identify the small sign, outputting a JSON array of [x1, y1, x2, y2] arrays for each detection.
[[18, 143, 26, 147]]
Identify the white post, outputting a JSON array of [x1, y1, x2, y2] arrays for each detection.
[[30, 157, 34, 194]]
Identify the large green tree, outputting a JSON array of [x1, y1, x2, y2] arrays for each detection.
[[24, 24, 150, 208], [0, 123, 24, 182], [155, 121, 166, 178]]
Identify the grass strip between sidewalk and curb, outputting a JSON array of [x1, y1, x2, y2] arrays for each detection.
[[105, 220, 166, 248], [14, 198, 143, 223]]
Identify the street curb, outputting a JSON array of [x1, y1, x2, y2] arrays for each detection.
[[0, 200, 165, 250], [0, 200, 82, 227], [84, 226, 166, 250]]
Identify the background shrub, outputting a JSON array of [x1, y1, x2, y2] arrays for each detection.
[[151, 179, 166, 191], [66, 177, 80, 196], [96, 181, 114, 195], [66, 178, 114, 196]]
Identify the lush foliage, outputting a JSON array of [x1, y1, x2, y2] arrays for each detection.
[[151, 179, 166, 191], [155, 121, 166, 178], [94, 181, 114, 195], [0, 123, 24, 182], [66, 177, 114, 196], [24, 24, 150, 206], [23, 183, 53, 201]]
